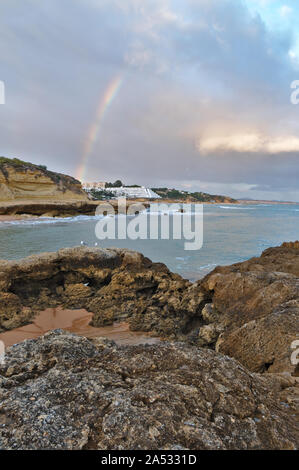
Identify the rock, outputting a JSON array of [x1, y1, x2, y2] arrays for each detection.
[[0, 157, 88, 202], [63, 283, 92, 307], [199, 242, 299, 376], [201, 303, 219, 323], [0, 201, 101, 217], [0, 331, 297, 450], [0, 242, 298, 380], [215, 303, 299, 374], [0, 247, 197, 338], [0, 243, 298, 450], [197, 324, 219, 346], [207, 241, 299, 277]]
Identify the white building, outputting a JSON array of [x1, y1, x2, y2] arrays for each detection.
[[83, 182, 106, 190], [83, 184, 161, 199], [106, 187, 161, 199]]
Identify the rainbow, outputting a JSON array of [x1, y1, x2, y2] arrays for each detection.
[[76, 75, 124, 181]]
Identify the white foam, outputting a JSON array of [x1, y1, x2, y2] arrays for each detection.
[[219, 206, 254, 210], [199, 263, 217, 270], [0, 214, 105, 227]]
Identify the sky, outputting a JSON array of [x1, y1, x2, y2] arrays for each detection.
[[0, 0, 299, 201]]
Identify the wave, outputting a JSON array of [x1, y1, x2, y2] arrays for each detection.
[[199, 263, 217, 270], [219, 206, 254, 210], [0, 214, 106, 227], [146, 210, 197, 216]]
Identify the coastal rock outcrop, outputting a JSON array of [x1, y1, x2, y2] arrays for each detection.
[[0, 247, 197, 338], [0, 157, 88, 202], [1, 242, 298, 380], [196, 242, 299, 376], [0, 243, 298, 449], [0, 330, 297, 450], [0, 201, 99, 217]]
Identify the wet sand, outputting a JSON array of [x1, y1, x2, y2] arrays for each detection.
[[0, 307, 160, 348]]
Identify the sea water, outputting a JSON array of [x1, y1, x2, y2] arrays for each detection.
[[0, 203, 298, 280]]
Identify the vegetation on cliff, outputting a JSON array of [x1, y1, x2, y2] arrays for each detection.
[[0, 156, 80, 185], [151, 187, 237, 203], [89, 188, 115, 200], [0, 156, 87, 201]]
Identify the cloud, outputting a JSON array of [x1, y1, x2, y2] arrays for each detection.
[[0, 0, 298, 201], [197, 133, 299, 154], [280, 5, 292, 17]]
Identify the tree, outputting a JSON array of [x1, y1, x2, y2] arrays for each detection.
[[106, 180, 123, 188]]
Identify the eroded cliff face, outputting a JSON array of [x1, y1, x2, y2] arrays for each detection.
[[0, 159, 88, 201]]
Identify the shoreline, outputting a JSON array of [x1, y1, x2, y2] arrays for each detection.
[[0, 214, 38, 222], [0, 199, 297, 222]]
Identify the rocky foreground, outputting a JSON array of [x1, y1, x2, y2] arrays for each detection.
[[0, 242, 298, 449], [0, 331, 297, 450]]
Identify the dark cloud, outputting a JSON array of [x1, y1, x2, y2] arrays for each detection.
[[0, 0, 298, 200]]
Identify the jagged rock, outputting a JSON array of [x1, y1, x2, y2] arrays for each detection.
[[0, 243, 298, 450], [201, 303, 219, 323], [199, 242, 299, 376], [0, 247, 198, 338], [197, 324, 219, 346], [0, 330, 297, 450], [1, 242, 298, 379]]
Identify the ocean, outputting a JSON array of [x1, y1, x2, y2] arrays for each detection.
[[0, 203, 298, 281]]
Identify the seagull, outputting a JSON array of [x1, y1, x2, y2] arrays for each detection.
[[80, 241, 87, 246], [94, 242, 98, 246]]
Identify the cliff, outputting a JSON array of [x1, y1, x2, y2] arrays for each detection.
[[151, 187, 237, 203], [0, 157, 88, 202]]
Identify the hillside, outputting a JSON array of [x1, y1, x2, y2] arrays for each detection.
[[151, 187, 237, 203], [0, 157, 88, 201]]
